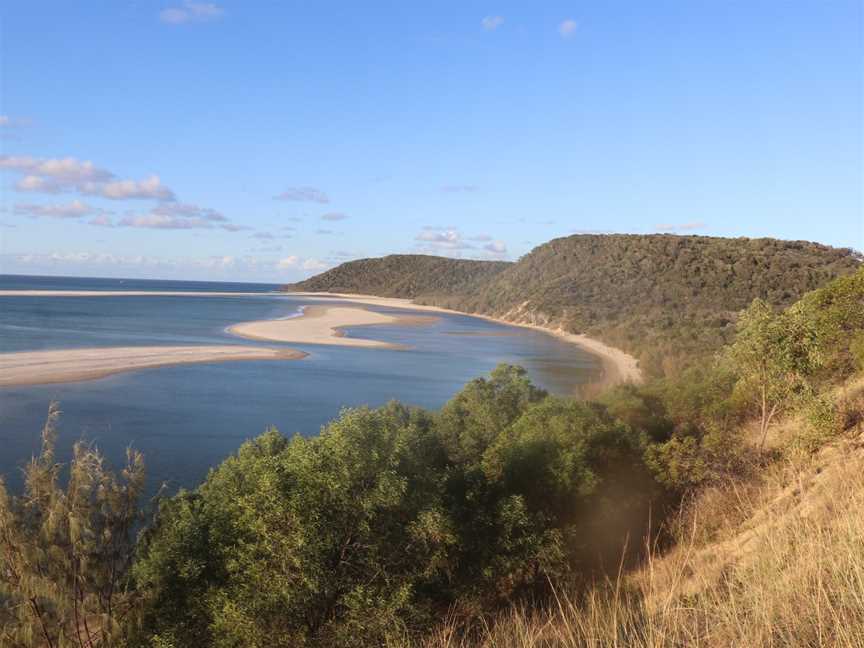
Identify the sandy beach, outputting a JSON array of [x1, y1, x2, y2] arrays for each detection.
[[0, 345, 307, 387], [0, 290, 272, 297], [228, 305, 437, 349], [288, 292, 644, 388]]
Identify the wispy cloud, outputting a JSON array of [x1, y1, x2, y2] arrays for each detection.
[[274, 187, 330, 204], [481, 16, 504, 31], [118, 213, 214, 229], [440, 184, 479, 194], [559, 19, 578, 38], [81, 175, 175, 201], [1, 155, 177, 201], [414, 226, 508, 260], [13, 200, 104, 219], [115, 204, 243, 231], [654, 221, 707, 232], [160, 1, 224, 25], [321, 212, 348, 222], [482, 240, 507, 257], [277, 255, 330, 273]]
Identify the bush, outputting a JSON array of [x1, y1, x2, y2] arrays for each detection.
[[132, 366, 665, 646]]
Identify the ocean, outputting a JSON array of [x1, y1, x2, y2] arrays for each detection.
[[0, 274, 600, 494]]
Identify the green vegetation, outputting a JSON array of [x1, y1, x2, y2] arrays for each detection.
[[288, 234, 860, 376], [284, 253, 509, 300], [0, 403, 146, 648], [2, 267, 862, 647]]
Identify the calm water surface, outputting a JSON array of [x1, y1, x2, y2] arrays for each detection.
[[0, 274, 599, 493]]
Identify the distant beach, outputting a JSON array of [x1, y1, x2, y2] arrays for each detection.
[[0, 345, 307, 387], [228, 305, 437, 349], [287, 292, 644, 388]]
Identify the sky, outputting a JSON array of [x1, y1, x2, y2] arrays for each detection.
[[0, 1, 861, 282]]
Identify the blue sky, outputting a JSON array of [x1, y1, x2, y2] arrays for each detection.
[[1, 1, 861, 281]]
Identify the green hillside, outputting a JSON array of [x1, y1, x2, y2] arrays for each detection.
[[284, 254, 509, 299], [288, 235, 861, 376]]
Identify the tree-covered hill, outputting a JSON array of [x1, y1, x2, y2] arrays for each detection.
[[287, 235, 861, 376], [285, 254, 510, 299]]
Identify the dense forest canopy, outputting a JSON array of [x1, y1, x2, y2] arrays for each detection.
[[288, 235, 861, 376], [285, 254, 510, 299]]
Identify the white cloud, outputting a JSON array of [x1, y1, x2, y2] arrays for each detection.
[[152, 202, 225, 221], [0, 155, 113, 182], [481, 16, 504, 31], [302, 259, 329, 271], [483, 240, 508, 257], [160, 1, 224, 25], [118, 212, 215, 229], [274, 187, 330, 203], [415, 228, 471, 250], [414, 227, 509, 260], [15, 175, 64, 194], [1, 154, 177, 201], [277, 255, 330, 273], [81, 175, 176, 201], [654, 221, 707, 232], [559, 19, 578, 38], [13, 200, 100, 219], [321, 212, 348, 221]]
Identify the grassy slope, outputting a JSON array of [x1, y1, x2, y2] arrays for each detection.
[[289, 235, 861, 376], [418, 377, 864, 648]]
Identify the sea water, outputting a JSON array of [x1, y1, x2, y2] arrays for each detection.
[[0, 274, 599, 493]]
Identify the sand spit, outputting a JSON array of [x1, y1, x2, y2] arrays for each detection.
[[0, 345, 307, 387], [288, 292, 644, 388], [228, 305, 437, 349], [0, 290, 272, 297]]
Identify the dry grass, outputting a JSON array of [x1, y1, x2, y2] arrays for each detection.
[[418, 429, 864, 648]]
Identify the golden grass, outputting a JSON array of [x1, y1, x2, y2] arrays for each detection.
[[419, 431, 864, 648]]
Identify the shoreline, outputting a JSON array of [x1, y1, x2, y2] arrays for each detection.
[[0, 345, 307, 388], [0, 289, 643, 390], [287, 292, 644, 389], [228, 305, 437, 349]]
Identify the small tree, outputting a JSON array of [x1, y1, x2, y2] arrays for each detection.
[[0, 402, 146, 648], [726, 299, 820, 451]]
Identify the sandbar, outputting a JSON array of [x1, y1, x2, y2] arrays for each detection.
[[0, 345, 307, 387], [0, 290, 271, 297], [228, 305, 437, 349], [288, 292, 644, 388]]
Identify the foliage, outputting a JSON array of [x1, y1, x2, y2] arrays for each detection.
[[0, 402, 147, 648], [285, 254, 509, 300], [788, 267, 864, 381], [725, 298, 821, 450], [132, 366, 662, 647]]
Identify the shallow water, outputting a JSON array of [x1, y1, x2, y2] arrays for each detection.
[[0, 275, 599, 493]]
